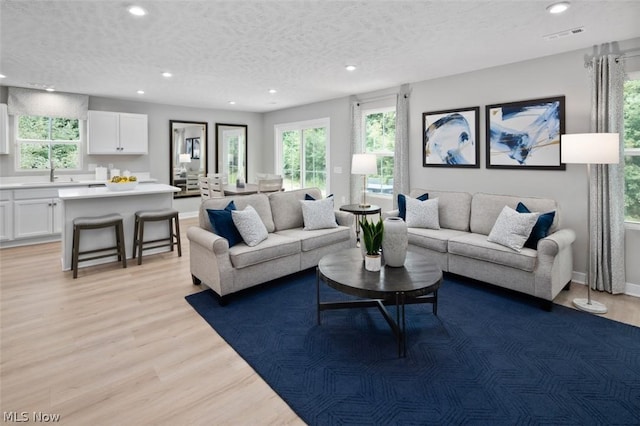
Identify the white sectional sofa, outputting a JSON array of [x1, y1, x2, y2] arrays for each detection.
[[384, 189, 576, 309], [187, 188, 355, 304]]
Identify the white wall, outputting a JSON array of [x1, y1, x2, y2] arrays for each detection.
[[261, 38, 640, 291]]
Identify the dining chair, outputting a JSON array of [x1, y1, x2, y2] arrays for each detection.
[[257, 177, 284, 193], [199, 175, 224, 199]]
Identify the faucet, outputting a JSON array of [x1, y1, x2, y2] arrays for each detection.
[[49, 166, 56, 182]]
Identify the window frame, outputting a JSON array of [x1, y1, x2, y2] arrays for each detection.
[[624, 72, 640, 226], [14, 115, 84, 172], [274, 117, 331, 194], [361, 106, 396, 198]]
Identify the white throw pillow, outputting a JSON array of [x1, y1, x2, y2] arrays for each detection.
[[231, 205, 268, 247], [487, 205, 540, 252], [405, 197, 440, 229], [300, 197, 338, 230]]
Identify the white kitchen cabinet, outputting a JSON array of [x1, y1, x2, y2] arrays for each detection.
[[87, 110, 148, 155], [13, 189, 62, 239], [0, 103, 8, 154], [0, 190, 12, 241]]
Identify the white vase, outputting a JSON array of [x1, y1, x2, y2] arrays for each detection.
[[364, 255, 381, 272], [382, 217, 408, 267]]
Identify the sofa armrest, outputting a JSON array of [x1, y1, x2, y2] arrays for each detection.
[[335, 210, 354, 227], [537, 228, 576, 257], [187, 226, 229, 254], [382, 209, 400, 219]]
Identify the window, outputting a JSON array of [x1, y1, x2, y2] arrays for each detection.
[[624, 76, 640, 223], [275, 118, 329, 194], [16, 115, 81, 171], [362, 107, 396, 195]]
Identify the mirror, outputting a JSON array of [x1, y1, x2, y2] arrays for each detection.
[[216, 123, 247, 184], [170, 120, 208, 198]]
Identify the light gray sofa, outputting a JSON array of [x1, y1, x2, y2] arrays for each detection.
[[187, 187, 355, 303], [384, 189, 576, 308]]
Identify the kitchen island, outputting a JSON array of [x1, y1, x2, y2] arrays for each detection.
[[58, 183, 180, 271]]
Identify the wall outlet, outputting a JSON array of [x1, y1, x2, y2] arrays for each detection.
[[108, 163, 114, 170]]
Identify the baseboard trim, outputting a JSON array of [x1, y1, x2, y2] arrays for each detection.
[[571, 271, 640, 298], [179, 211, 199, 219]]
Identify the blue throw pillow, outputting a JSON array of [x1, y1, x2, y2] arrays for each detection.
[[398, 193, 428, 220], [516, 202, 556, 249], [206, 201, 243, 247], [305, 193, 333, 200]]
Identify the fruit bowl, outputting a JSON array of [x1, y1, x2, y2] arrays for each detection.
[[106, 181, 138, 191]]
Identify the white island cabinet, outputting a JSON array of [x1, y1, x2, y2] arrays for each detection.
[[58, 184, 179, 271]]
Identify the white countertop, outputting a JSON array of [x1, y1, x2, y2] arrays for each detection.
[[58, 183, 180, 200], [0, 173, 155, 190]]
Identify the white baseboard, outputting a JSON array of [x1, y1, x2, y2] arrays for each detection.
[[571, 271, 640, 298], [179, 211, 199, 219]]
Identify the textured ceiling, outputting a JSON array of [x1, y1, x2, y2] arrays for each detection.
[[1, 0, 639, 112]]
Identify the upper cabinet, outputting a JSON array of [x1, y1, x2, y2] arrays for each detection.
[[0, 104, 8, 154], [87, 110, 148, 155]]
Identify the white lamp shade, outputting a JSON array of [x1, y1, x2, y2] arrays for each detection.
[[179, 154, 191, 163], [561, 133, 620, 164], [351, 153, 377, 175]]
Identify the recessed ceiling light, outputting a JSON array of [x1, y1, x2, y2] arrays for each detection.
[[128, 5, 147, 16], [137, 90, 145, 94], [345, 65, 357, 72], [45, 87, 55, 92], [268, 89, 277, 94], [162, 72, 172, 78], [229, 101, 236, 105], [546, 2, 570, 14], [0, 74, 6, 79]]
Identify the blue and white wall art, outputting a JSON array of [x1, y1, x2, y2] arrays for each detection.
[[423, 106, 480, 168], [485, 96, 566, 170]]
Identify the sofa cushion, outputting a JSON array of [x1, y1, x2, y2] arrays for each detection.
[[269, 188, 323, 231], [408, 227, 470, 253], [409, 189, 472, 231], [516, 202, 556, 249], [398, 192, 428, 220], [232, 205, 269, 247], [300, 197, 338, 230], [276, 226, 351, 252], [405, 197, 440, 229], [200, 193, 275, 233], [487, 206, 539, 252], [206, 201, 243, 247], [448, 232, 538, 272], [470, 193, 558, 236], [229, 233, 300, 269]]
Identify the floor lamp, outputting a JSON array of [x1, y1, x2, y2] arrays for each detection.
[[351, 153, 377, 208], [561, 133, 620, 314]]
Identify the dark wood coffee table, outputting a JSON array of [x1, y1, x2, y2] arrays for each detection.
[[316, 248, 442, 357]]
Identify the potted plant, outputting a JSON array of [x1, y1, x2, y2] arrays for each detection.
[[359, 217, 384, 271]]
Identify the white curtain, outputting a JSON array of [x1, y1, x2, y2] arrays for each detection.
[[350, 98, 362, 204], [393, 84, 411, 207], [588, 53, 626, 294], [7, 87, 89, 119]]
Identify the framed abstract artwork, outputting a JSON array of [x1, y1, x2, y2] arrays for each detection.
[[485, 96, 566, 170], [423, 106, 480, 168]]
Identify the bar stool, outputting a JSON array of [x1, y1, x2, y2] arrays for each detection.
[[72, 213, 127, 279], [132, 208, 181, 265]]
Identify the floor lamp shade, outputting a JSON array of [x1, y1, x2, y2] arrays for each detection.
[[561, 133, 619, 164], [351, 154, 377, 207], [560, 132, 619, 314], [179, 154, 191, 164]]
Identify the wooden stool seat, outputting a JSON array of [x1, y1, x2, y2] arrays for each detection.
[[72, 213, 126, 278], [133, 208, 181, 265]]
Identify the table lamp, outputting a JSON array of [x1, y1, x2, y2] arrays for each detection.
[[179, 154, 191, 177], [561, 132, 620, 314], [351, 153, 377, 207]]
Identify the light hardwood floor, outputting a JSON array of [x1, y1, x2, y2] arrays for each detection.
[[1, 218, 638, 425]]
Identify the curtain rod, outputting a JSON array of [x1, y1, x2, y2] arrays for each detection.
[[354, 93, 397, 106]]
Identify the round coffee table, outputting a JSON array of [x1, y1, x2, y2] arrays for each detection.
[[316, 248, 442, 357]]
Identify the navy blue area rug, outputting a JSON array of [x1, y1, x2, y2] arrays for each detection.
[[186, 269, 640, 425]]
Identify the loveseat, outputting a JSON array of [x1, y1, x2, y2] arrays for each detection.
[[383, 189, 576, 308], [187, 188, 355, 303]]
